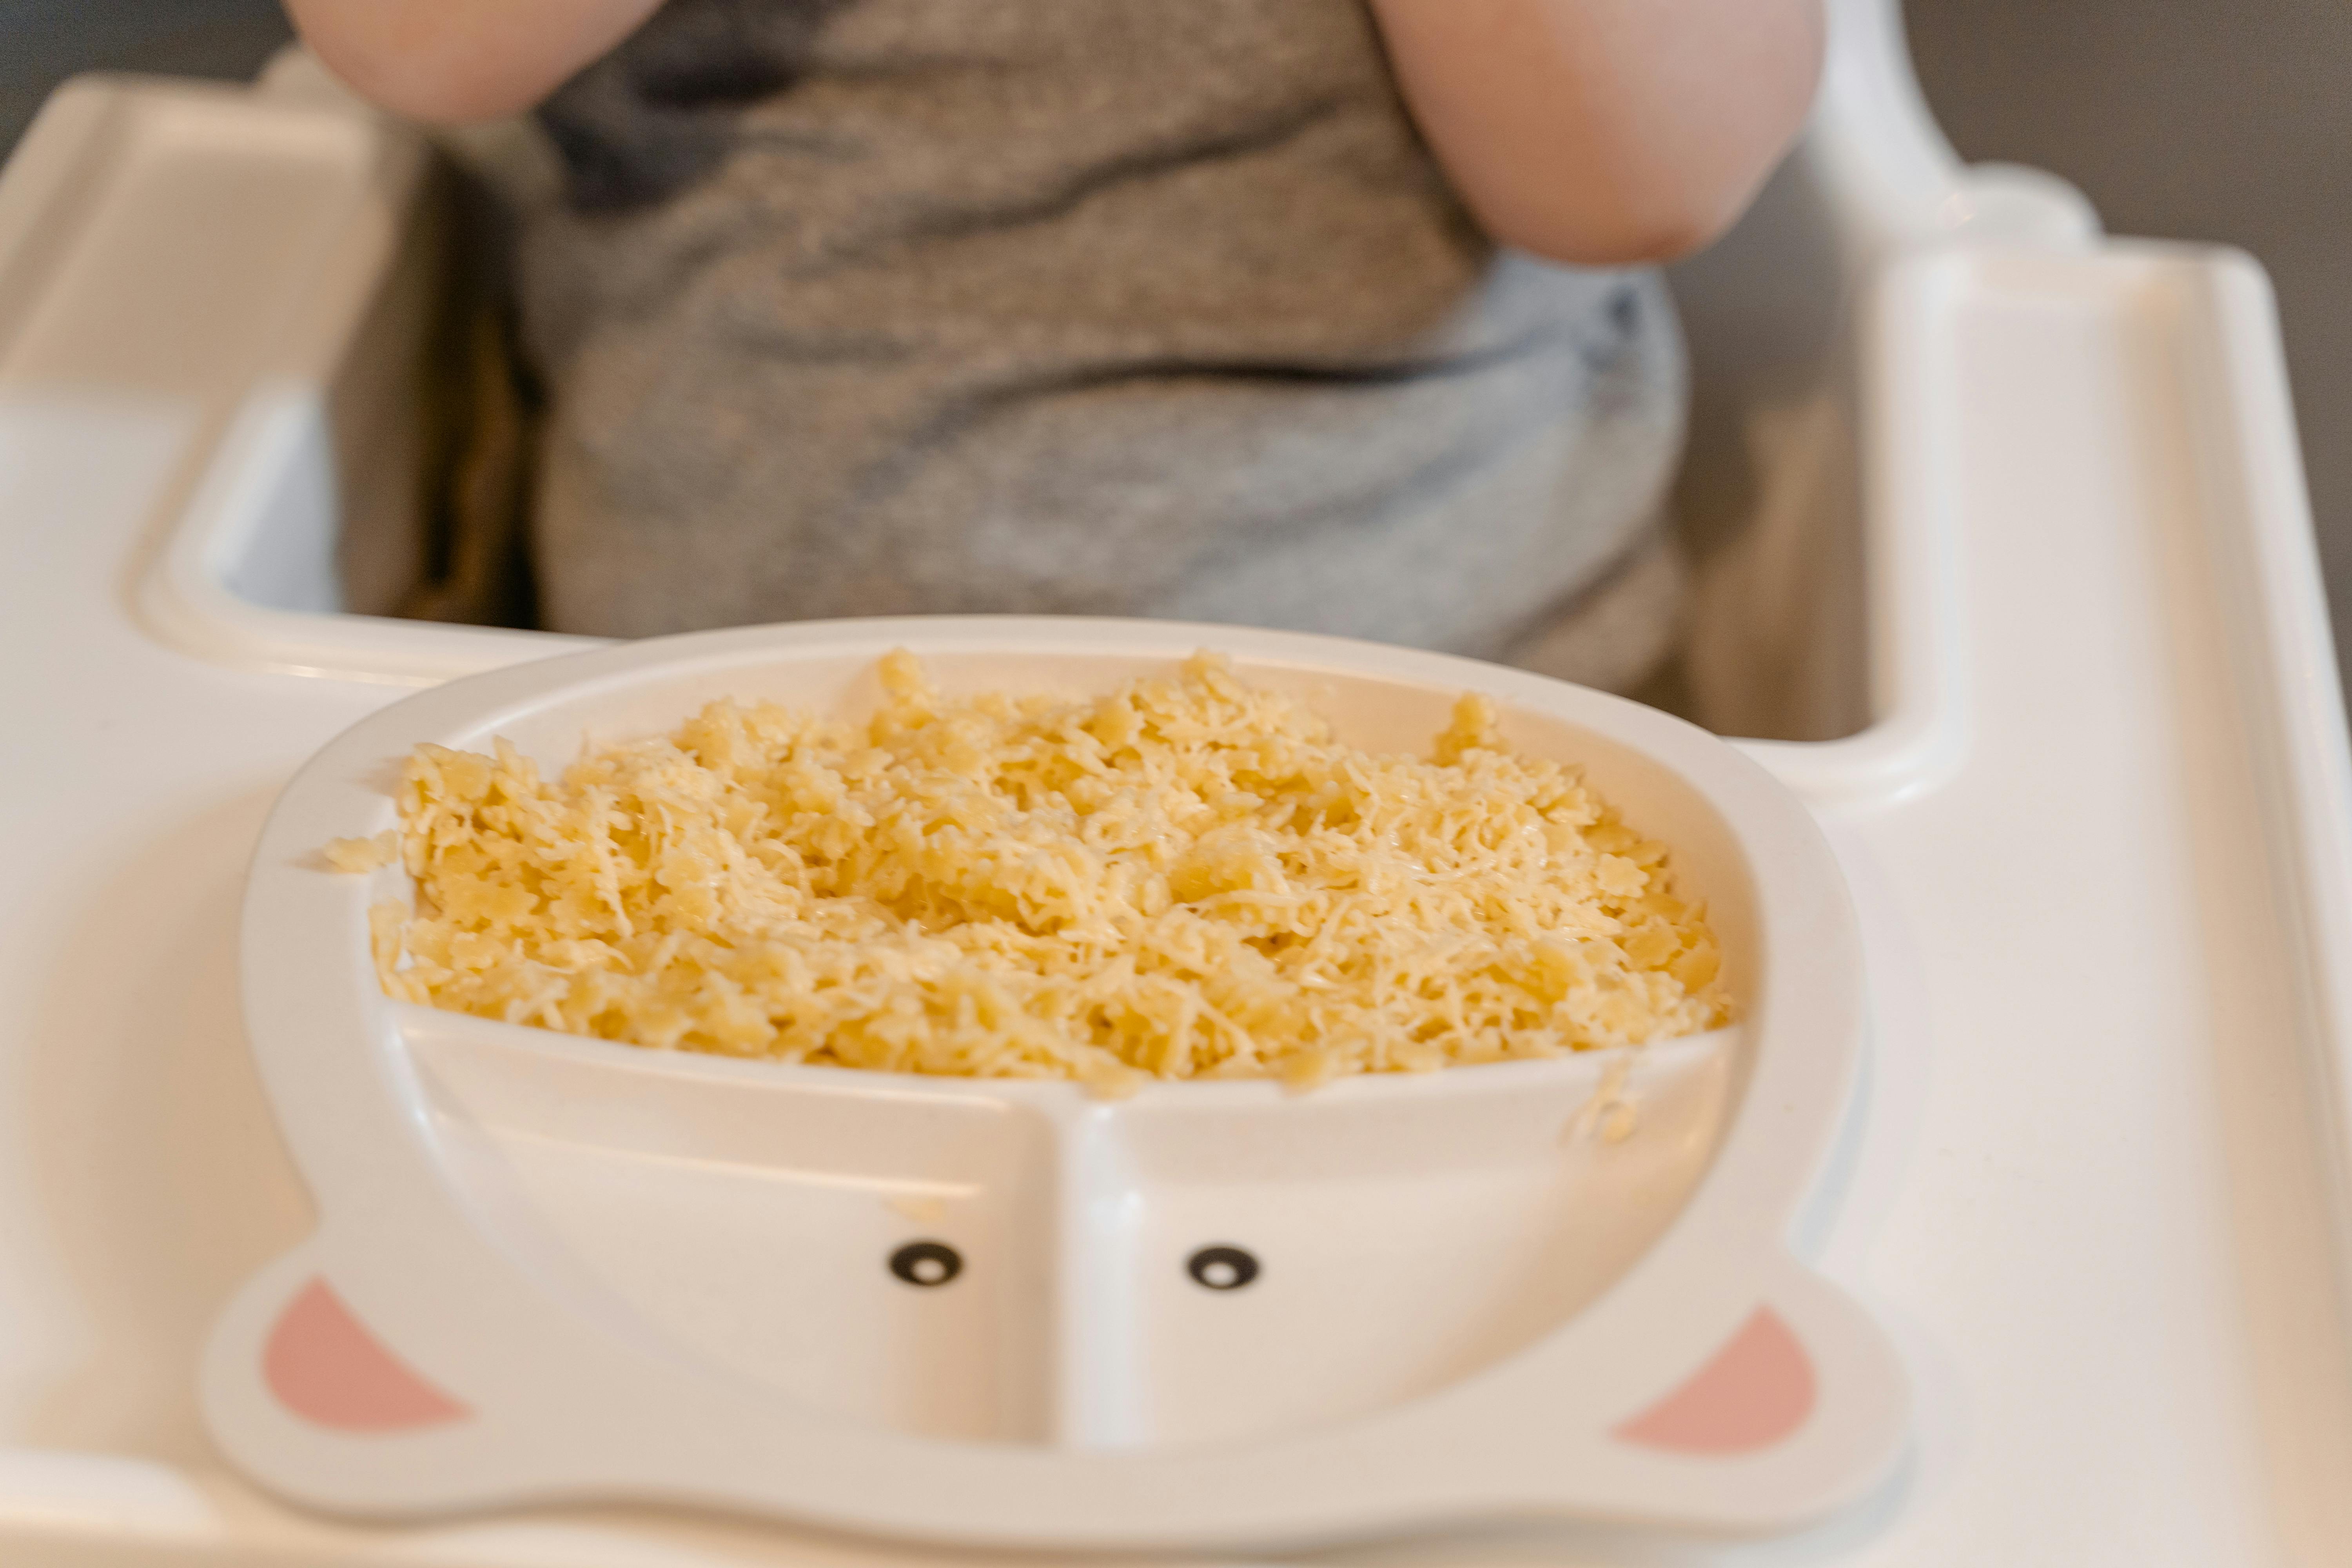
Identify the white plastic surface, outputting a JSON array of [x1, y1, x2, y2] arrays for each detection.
[[4, 7, 2352, 1566]]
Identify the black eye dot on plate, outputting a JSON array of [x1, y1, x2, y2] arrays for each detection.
[[1186, 1245, 1259, 1292], [889, 1241, 962, 1288]]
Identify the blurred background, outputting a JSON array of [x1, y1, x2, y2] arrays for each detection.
[[4, 0, 2347, 686]]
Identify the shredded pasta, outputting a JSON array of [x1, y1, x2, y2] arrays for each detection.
[[359, 653, 1728, 1090]]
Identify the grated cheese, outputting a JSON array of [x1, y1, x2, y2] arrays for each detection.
[[356, 653, 1729, 1090], [323, 830, 400, 874]]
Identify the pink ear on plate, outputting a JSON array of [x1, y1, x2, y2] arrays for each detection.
[[263, 1278, 468, 1432], [1613, 1307, 1815, 1454]]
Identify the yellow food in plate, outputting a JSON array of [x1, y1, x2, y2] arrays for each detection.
[[357, 653, 1728, 1091], [323, 830, 400, 873]]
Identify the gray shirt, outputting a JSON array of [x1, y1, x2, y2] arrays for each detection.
[[517, 0, 1685, 671]]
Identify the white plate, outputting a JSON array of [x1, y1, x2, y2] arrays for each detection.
[[204, 622, 1902, 1551]]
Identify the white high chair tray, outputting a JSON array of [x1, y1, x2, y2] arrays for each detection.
[[6, 64, 2352, 1568]]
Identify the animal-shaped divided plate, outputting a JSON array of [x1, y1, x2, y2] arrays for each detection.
[[202, 618, 1907, 1551]]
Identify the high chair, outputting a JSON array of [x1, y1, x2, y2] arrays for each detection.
[[1, 0, 2347, 1561]]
